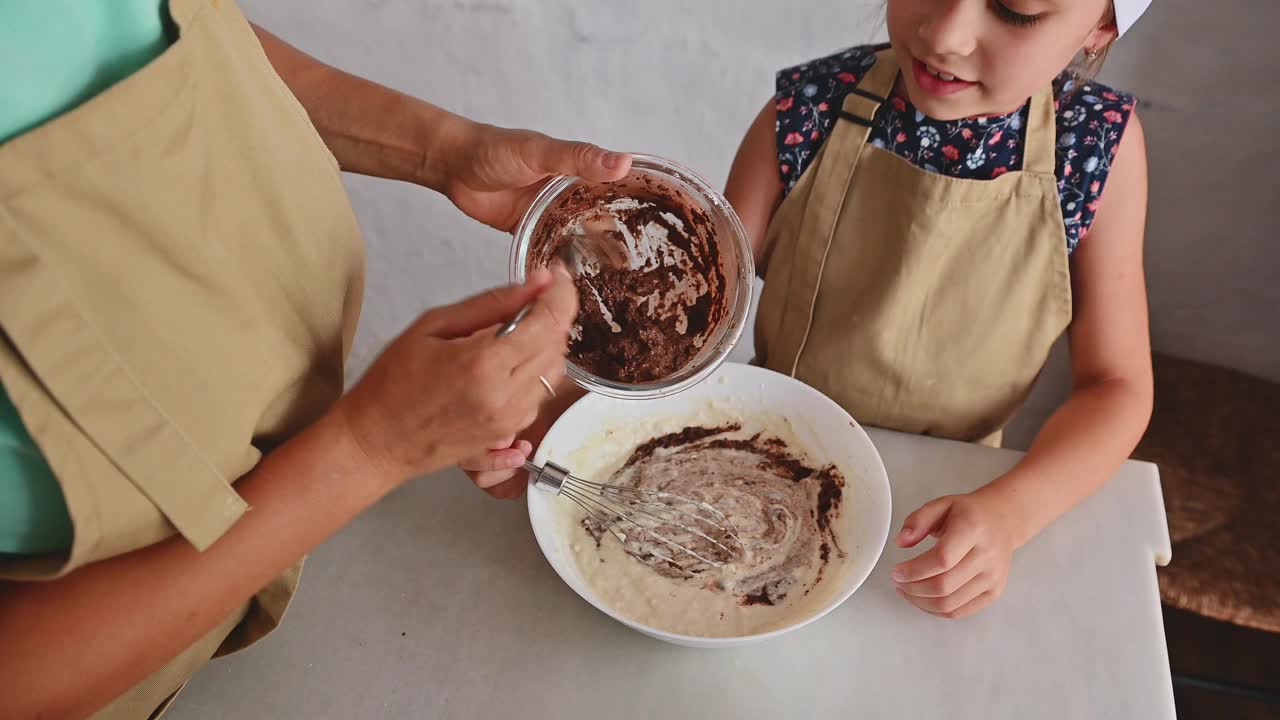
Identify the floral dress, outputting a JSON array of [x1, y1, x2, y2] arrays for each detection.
[[775, 44, 1136, 253]]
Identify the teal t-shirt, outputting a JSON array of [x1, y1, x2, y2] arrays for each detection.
[[0, 391, 73, 554], [0, 0, 172, 554]]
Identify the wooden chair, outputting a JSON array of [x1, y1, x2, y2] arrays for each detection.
[[1132, 352, 1280, 717]]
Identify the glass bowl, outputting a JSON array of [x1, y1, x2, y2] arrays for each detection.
[[510, 153, 753, 400]]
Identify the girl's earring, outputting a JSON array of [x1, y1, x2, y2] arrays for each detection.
[[1086, 48, 1100, 60]]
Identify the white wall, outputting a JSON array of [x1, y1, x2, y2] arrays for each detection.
[[243, 0, 1279, 449]]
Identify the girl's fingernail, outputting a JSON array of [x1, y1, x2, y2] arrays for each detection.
[[892, 567, 906, 582]]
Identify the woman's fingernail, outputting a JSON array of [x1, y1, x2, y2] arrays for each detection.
[[602, 152, 627, 170], [892, 567, 906, 582]]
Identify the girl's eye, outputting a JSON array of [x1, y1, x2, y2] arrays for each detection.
[[991, 0, 1043, 28]]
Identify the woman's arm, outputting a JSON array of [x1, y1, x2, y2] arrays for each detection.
[[0, 273, 576, 720], [250, 25, 631, 231], [893, 113, 1153, 619], [724, 98, 785, 270], [249, 24, 461, 189], [1, 408, 392, 720]]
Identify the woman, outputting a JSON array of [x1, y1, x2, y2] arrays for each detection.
[[0, 1, 629, 717]]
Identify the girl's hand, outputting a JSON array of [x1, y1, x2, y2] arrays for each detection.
[[892, 490, 1019, 619]]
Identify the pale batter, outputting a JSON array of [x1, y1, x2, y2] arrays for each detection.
[[554, 405, 853, 637]]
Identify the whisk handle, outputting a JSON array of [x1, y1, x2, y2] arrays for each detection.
[[523, 460, 570, 493]]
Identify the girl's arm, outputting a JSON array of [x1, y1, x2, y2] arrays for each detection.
[[893, 113, 1153, 619], [724, 99, 785, 271], [983, 111, 1154, 547]]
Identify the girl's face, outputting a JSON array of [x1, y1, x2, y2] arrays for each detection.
[[886, 0, 1118, 120]]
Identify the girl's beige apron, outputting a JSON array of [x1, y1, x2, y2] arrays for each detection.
[[755, 50, 1073, 446], [0, 0, 365, 716]]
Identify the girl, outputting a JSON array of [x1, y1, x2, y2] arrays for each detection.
[[466, 0, 1155, 621], [724, 0, 1154, 619]]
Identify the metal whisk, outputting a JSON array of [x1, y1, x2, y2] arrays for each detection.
[[525, 460, 743, 575]]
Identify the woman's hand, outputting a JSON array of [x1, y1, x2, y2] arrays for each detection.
[[336, 267, 577, 488], [460, 437, 535, 500], [459, 373, 585, 500], [438, 121, 632, 232], [892, 489, 1020, 619]]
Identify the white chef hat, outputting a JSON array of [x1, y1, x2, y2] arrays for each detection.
[[1115, 0, 1152, 36]]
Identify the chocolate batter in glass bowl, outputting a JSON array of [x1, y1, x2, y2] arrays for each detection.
[[510, 154, 753, 399]]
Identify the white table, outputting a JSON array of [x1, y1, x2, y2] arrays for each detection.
[[171, 429, 1174, 720]]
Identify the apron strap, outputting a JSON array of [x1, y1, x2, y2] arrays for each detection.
[[773, 50, 899, 376], [1022, 86, 1057, 176]]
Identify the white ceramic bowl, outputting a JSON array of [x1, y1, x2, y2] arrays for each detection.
[[527, 362, 893, 648]]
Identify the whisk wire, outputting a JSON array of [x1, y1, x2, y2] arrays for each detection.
[[527, 460, 743, 573], [596, 488, 742, 558], [577, 477, 738, 525], [559, 484, 726, 570], [555, 488, 687, 569]]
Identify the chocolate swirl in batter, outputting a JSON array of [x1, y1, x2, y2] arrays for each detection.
[[582, 424, 846, 606]]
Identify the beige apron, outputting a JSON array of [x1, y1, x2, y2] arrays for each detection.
[[756, 50, 1072, 446], [0, 0, 365, 715]]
